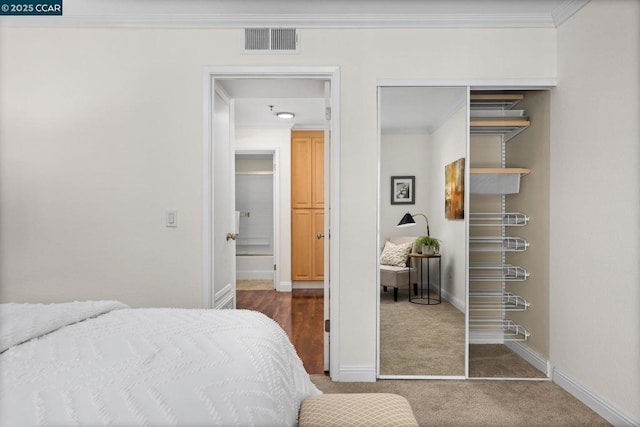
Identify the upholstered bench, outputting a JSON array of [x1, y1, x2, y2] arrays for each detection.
[[298, 393, 419, 427]]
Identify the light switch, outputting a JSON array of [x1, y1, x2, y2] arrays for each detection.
[[166, 210, 177, 227]]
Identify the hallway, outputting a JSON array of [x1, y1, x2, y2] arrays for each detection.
[[236, 289, 324, 374]]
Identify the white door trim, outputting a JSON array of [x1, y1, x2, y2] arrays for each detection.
[[202, 66, 341, 380]]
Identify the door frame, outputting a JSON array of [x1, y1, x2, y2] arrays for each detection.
[[375, 78, 556, 380], [202, 66, 341, 380], [234, 148, 280, 290]]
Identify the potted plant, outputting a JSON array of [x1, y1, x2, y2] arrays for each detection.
[[415, 235, 441, 255]]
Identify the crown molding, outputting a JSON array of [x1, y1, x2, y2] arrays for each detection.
[[0, 13, 563, 29], [0, 0, 590, 29], [551, 0, 591, 26]]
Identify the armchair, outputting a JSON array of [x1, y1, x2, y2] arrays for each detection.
[[380, 236, 418, 301]]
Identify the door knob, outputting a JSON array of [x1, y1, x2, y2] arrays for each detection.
[[316, 233, 324, 240], [226, 232, 238, 241]]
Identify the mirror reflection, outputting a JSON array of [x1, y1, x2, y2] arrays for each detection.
[[378, 86, 467, 377]]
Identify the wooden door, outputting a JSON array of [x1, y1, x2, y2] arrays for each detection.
[[312, 209, 324, 280], [292, 131, 324, 208], [291, 209, 313, 280], [312, 136, 324, 208], [291, 130, 324, 282], [291, 134, 313, 209]]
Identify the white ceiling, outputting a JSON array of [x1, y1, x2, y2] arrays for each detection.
[[1, 0, 590, 28], [218, 79, 467, 132], [380, 87, 467, 134], [217, 78, 326, 129]]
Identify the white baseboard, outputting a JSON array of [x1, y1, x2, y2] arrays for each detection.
[[440, 287, 465, 312], [293, 281, 324, 289], [552, 367, 638, 426], [236, 270, 274, 281], [276, 281, 292, 292], [335, 365, 376, 382], [505, 341, 549, 376]]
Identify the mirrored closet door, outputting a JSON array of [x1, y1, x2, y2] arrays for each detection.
[[377, 86, 468, 378], [377, 85, 552, 381]]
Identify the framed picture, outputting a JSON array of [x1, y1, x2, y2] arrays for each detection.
[[391, 176, 415, 205], [445, 158, 465, 219]]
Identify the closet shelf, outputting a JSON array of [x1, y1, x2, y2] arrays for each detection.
[[469, 319, 531, 342], [236, 237, 270, 246], [469, 291, 531, 311], [470, 93, 524, 110], [469, 263, 530, 281], [469, 212, 530, 227], [470, 126, 529, 142], [470, 168, 530, 175], [470, 93, 528, 141], [469, 236, 529, 252]]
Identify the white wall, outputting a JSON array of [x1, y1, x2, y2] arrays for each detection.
[[379, 133, 431, 243], [235, 127, 292, 287], [0, 26, 556, 380], [551, 0, 640, 423], [428, 104, 468, 309]]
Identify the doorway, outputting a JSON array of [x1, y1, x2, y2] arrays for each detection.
[[235, 151, 277, 291], [202, 66, 340, 379]]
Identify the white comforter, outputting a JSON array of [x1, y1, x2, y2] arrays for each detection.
[[0, 301, 320, 426]]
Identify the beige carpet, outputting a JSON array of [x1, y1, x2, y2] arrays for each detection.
[[469, 344, 547, 378], [236, 279, 273, 291], [311, 375, 609, 426], [380, 287, 465, 376], [381, 286, 548, 378]]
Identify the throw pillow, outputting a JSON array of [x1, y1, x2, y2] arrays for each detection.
[[380, 241, 413, 267]]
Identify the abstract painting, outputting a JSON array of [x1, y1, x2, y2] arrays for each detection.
[[445, 158, 465, 219]]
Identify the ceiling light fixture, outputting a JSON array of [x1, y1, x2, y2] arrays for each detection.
[[276, 112, 295, 119]]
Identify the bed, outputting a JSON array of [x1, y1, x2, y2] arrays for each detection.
[[0, 300, 321, 426]]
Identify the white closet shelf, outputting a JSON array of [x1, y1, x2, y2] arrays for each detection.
[[236, 237, 271, 246], [470, 93, 524, 109], [235, 171, 274, 175], [469, 263, 530, 281], [470, 126, 529, 142], [469, 212, 530, 227], [469, 236, 529, 252], [469, 291, 531, 311], [470, 93, 528, 141], [469, 319, 531, 342]]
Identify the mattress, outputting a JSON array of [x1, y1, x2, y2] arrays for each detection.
[[0, 301, 320, 426]]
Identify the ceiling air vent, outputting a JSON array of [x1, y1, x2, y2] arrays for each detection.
[[243, 28, 299, 54]]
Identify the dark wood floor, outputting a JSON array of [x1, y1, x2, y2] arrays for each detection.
[[236, 289, 325, 374]]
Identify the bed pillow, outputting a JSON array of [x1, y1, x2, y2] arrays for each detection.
[[380, 241, 413, 267]]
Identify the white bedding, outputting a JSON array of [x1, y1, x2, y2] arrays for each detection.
[[0, 301, 320, 426]]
